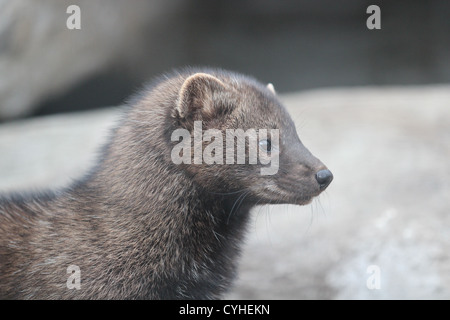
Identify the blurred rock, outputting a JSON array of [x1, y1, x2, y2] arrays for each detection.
[[0, 108, 119, 191], [0, 0, 183, 120], [2, 1, 450, 120], [0, 86, 449, 299]]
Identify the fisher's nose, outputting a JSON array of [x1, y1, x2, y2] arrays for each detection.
[[315, 169, 333, 190]]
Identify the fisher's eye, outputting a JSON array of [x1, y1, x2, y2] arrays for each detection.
[[259, 139, 272, 152]]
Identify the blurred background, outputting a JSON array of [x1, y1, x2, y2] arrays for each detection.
[[0, 0, 449, 300], [0, 0, 449, 120]]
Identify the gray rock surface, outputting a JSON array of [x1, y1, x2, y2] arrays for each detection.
[[0, 86, 449, 299], [228, 86, 450, 299]]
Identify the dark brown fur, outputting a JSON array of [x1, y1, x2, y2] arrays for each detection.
[[0, 68, 331, 299]]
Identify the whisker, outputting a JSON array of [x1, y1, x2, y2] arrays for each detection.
[[206, 189, 247, 196], [316, 196, 325, 217], [227, 190, 250, 225], [306, 200, 315, 233], [252, 195, 270, 241]]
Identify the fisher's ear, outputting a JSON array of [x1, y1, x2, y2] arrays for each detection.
[[266, 83, 276, 95], [176, 73, 229, 122]]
